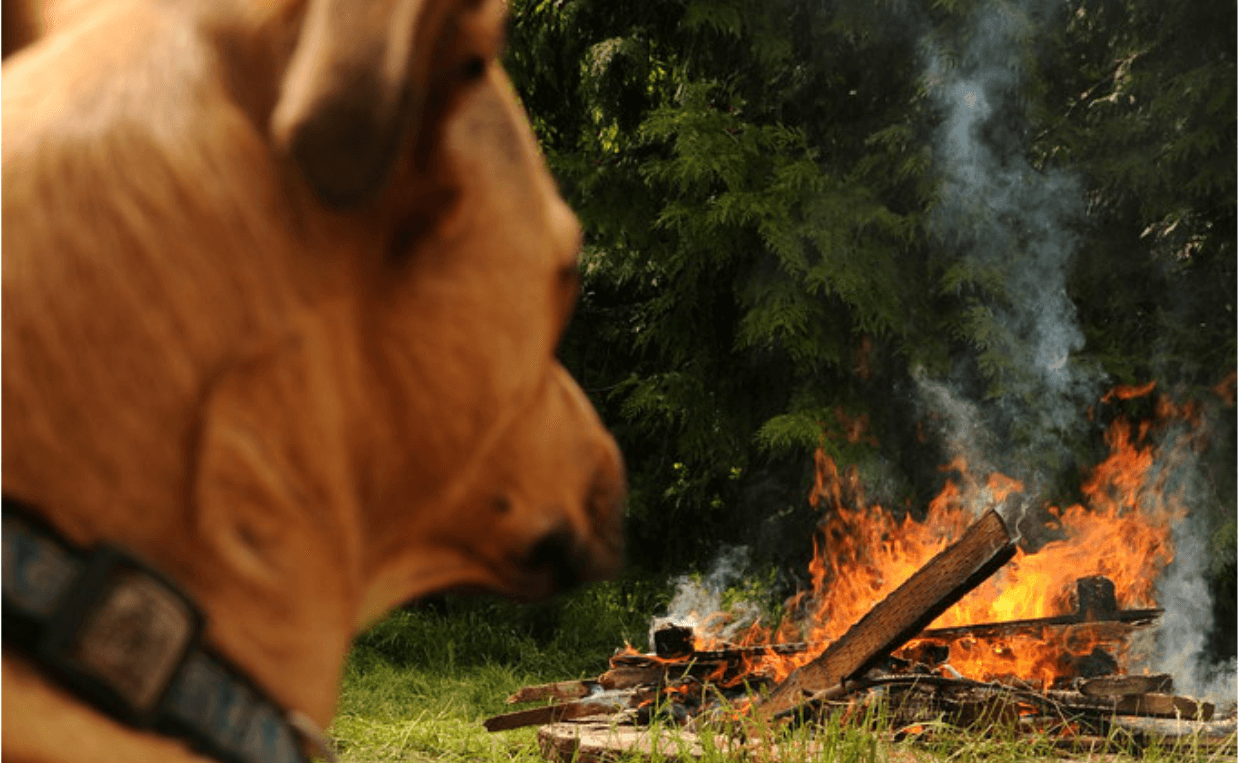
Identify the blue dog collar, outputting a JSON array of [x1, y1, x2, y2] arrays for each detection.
[[2, 497, 330, 763]]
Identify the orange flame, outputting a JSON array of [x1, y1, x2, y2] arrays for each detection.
[[690, 387, 1196, 688]]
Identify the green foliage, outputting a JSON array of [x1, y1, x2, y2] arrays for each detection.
[[510, 0, 941, 572]]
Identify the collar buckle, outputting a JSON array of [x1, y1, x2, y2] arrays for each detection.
[[5, 512, 204, 727]]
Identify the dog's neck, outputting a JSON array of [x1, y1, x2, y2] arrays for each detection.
[[2, 500, 346, 763], [1, 323, 366, 761], [1, 480, 357, 763], [0, 359, 363, 716]]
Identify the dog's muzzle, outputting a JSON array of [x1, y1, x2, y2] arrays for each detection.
[[520, 467, 626, 593], [483, 366, 627, 600]]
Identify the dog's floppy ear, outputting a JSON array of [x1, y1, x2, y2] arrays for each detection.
[[270, 0, 426, 208], [3, 0, 42, 60]]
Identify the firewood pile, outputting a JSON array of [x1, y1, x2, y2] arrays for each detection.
[[483, 510, 1237, 761]]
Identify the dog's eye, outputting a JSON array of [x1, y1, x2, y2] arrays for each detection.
[[460, 55, 487, 83]]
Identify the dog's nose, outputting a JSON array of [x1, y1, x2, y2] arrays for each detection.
[[518, 461, 626, 595], [523, 525, 585, 592], [517, 475, 623, 589], [482, 365, 626, 598]]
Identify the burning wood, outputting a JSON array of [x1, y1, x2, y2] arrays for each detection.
[[485, 398, 1236, 761], [484, 563, 1206, 734], [638, 575, 1160, 675], [486, 553, 1227, 758], [916, 575, 1162, 642], [756, 508, 1017, 718]]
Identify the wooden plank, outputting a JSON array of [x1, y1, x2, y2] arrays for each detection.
[[1110, 714, 1237, 752], [755, 509, 1016, 719], [685, 642, 814, 662], [506, 680, 598, 704], [609, 652, 658, 668], [538, 723, 712, 763], [484, 693, 633, 732], [1078, 674, 1173, 698], [537, 721, 831, 763], [1114, 693, 1214, 721], [1039, 689, 1216, 721], [915, 607, 1161, 642]]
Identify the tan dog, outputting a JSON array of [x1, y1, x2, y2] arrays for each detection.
[[2, 0, 625, 760]]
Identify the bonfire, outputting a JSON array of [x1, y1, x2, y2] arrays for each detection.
[[484, 383, 1237, 761]]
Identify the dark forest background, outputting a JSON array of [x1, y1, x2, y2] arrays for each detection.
[[481, 0, 1235, 664]]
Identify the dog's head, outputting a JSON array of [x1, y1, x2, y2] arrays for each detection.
[[253, 0, 629, 620], [2, 0, 624, 642]]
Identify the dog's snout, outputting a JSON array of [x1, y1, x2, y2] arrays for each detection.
[[513, 457, 626, 598], [486, 367, 626, 598], [523, 525, 585, 593]]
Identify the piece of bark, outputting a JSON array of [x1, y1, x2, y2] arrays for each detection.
[[1079, 674, 1173, 698], [756, 509, 1016, 719], [506, 680, 598, 704]]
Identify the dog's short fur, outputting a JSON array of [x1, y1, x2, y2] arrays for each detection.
[[1, 0, 626, 760]]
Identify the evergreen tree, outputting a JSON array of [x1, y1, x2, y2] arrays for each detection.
[[504, 0, 1235, 648]]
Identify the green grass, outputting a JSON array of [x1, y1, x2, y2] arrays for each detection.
[[327, 580, 1236, 763], [330, 577, 671, 762], [331, 661, 546, 762]]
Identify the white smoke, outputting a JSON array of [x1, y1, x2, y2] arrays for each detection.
[[649, 545, 761, 649], [914, 0, 1230, 699], [1140, 433, 1238, 706], [922, 0, 1104, 484], [913, 369, 996, 476], [1152, 515, 1237, 705]]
